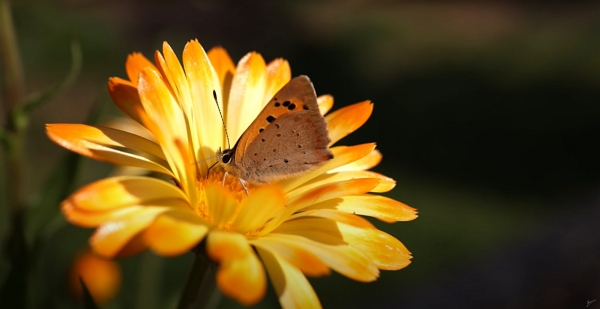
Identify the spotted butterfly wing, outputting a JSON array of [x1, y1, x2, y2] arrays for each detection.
[[220, 75, 333, 183]]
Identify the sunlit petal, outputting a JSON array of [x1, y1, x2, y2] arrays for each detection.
[[144, 209, 210, 256], [280, 143, 377, 192], [125, 52, 155, 87], [226, 52, 267, 141], [258, 248, 322, 309], [90, 206, 169, 258], [317, 95, 333, 115], [46, 124, 171, 176], [62, 176, 188, 212], [108, 77, 146, 124], [330, 149, 382, 173], [264, 58, 291, 101], [232, 185, 286, 234], [338, 222, 412, 271], [326, 100, 373, 146], [315, 195, 418, 223]]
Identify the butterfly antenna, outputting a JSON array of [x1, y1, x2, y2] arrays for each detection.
[[213, 90, 231, 150]]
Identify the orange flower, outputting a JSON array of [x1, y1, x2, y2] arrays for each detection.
[[69, 249, 121, 305], [46, 40, 417, 308]]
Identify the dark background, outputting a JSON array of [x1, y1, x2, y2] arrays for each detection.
[[2, 0, 600, 308]]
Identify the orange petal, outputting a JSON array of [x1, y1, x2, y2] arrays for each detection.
[[270, 221, 379, 282], [207, 46, 235, 104], [125, 52, 155, 87], [46, 124, 172, 176], [325, 101, 373, 146], [217, 251, 266, 305], [280, 143, 377, 192], [182, 40, 225, 165], [291, 209, 375, 229], [62, 176, 188, 212], [293, 170, 395, 195], [251, 235, 331, 277], [324, 194, 418, 223], [207, 230, 248, 260], [338, 222, 412, 271], [144, 209, 210, 256], [69, 250, 121, 305], [138, 66, 191, 185], [257, 248, 322, 309], [232, 185, 286, 234], [108, 77, 146, 124], [288, 178, 380, 211], [207, 231, 266, 305], [90, 206, 169, 258], [226, 52, 267, 142], [330, 149, 382, 172], [317, 95, 333, 115], [264, 58, 291, 101], [264, 178, 380, 235]]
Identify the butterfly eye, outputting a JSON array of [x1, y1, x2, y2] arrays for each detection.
[[221, 151, 232, 164]]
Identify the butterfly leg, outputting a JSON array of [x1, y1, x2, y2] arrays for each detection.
[[238, 178, 249, 195], [221, 172, 229, 187]]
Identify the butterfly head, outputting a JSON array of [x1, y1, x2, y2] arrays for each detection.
[[216, 147, 234, 165]]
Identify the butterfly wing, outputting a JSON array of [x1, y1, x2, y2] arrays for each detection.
[[232, 75, 332, 182]]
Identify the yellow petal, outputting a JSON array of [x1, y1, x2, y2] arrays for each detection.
[[329, 149, 382, 173], [46, 124, 172, 176], [207, 46, 235, 107], [323, 195, 418, 222], [205, 184, 239, 229], [257, 248, 322, 309], [326, 101, 373, 146], [208, 231, 266, 305], [251, 236, 330, 277], [62, 176, 188, 211], [264, 58, 291, 101], [270, 221, 379, 282], [144, 209, 210, 256], [338, 222, 412, 271], [107, 77, 146, 124], [226, 52, 267, 142], [182, 40, 225, 164], [125, 52, 155, 87], [317, 95, 333, 115], [280, 143, 377, 192], [63, 199, 188, 228], [264, 178, 380, 235], [232, 185, 286, 234], [90, 206, 169, 258]]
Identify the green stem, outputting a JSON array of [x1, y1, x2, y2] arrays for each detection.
[[0, 1, 27, 308], [0, 0, 24, 125], [177, 251, 221, 309]]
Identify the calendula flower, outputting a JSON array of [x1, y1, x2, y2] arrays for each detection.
[[46, 40, 417, 308], [69, 249, 121, 305]]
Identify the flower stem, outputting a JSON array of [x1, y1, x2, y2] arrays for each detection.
[[0, 0, 27, 308], [177, 250, 221, 309]]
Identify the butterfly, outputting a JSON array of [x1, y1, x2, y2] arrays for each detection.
[[217, 75, 333, 192]]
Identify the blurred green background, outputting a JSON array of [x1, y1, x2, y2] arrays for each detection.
[[2, 0, 600, 308]]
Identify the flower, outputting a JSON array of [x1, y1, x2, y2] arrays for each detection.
[[69, 249, 121, 305], [46, 40, 417, 308]]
